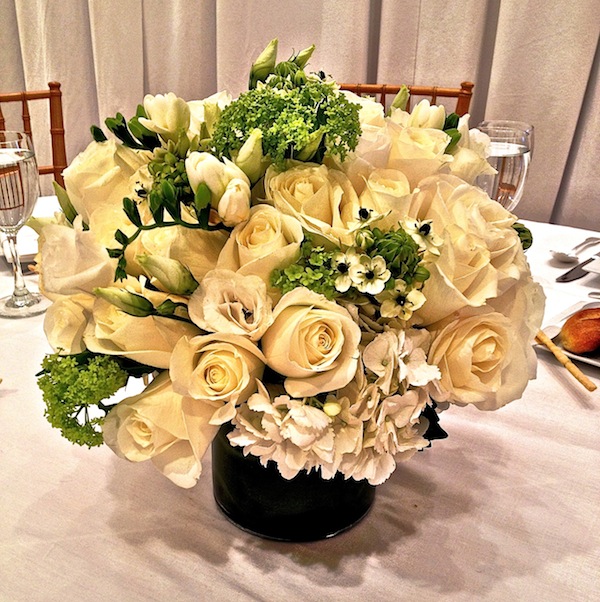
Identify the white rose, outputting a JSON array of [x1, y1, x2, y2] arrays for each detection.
[[428, 308, 535, 410], [43, 293, 95, 354], [170, 332, 265, 424], [39, 217, 117, 299], [265, 163, 361, 246], [359, 168, 413, 229], [138, 92, 191, 141], [188, 269, 273, 341], [125, 222, 228, 282], [63, 140, 150, 224], [84, 288, 201, 369], [261, 288, 361, 397], [217, 204, 303, 286], [386, 121, 452, 188], [102, 372, 208, 488]]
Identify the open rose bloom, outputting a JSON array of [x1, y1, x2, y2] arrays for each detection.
[[37, 41, 544, 489]]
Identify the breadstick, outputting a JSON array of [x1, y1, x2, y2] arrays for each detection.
[[535, 330, 597, 392]]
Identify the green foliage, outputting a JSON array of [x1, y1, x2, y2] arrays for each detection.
[[210, 79, 361, 169], [38, 353, 129, 447], [513, 222, 533, 250], [271, 237, 339, 299], [370, 227, 430, 285]]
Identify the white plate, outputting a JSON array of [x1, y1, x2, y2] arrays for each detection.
[[539, 301, 600, 368]]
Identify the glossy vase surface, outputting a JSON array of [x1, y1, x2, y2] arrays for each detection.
[[211, 425, 376, 541]]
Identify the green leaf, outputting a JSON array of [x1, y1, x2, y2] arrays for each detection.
[[52, 181, 78, 224], [444, 113, 460, 130], [123, 197, 142, 227], [90, 125, 108, 142], [444, 128, 461, 154], [105, 113, 145, 149], [194, 182, 212, 212]]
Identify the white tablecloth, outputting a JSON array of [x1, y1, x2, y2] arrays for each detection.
[[0, 219, 598, 602]]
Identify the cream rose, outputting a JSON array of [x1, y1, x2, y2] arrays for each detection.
[[428, 309, 534, 410], [63, 140, 150, 224], [170, 332, 265, 423], [39, 217, 117, 299], [386, 121, 452, 188], [188, 269, 273, 341], [261, 287, 361, 397], [359, 168, 413, 229], [264, 163, 361, 246], [43, 293, 95, 354], [102, 372, 208, 488], [84, 289, 200, 368], [217, 204, 303, 285]]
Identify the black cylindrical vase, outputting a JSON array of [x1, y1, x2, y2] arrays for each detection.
[[211, 425, 376, 541]]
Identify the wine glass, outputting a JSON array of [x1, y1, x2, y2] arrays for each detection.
[[0, 131, 50, 318], [475, 120, 533, 213]]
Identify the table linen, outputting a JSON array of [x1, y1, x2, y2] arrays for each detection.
[[0, 219, 598, 602]]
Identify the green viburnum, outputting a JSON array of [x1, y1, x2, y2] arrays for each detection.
[[271, 237, 340, 299], [210, 79, 361, 169], [38, 353, 129, 447]]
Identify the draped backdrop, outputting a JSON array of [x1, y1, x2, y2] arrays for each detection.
[[1, 0, 599, 229]]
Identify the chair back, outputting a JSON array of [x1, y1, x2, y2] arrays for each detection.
[[0, 82, 67, 187], [339, 81, 474, 116]]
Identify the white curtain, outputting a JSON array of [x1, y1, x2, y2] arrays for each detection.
[[2, 0, 599, 229]]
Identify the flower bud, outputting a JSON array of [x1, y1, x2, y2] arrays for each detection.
[[391, 85, 409, 111], [233, 128, 266, 183], [94, 287, 155, 317], [249, 39, 278, 88], [408, 99, 446, 129], [355, 229, 375, 249], [296, 127, 324, 161], [136, 254, 199, 295], [292, 44, 315, 69], [217, 178, 251, 227]]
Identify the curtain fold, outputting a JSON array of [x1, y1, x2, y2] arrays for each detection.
[[1, 0, 598, 228]]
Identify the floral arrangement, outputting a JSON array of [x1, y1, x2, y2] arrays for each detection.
[[36, 40, 545, 488]]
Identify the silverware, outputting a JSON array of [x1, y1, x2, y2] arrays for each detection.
[[556, 253, 600, 282], [551, 237, 600, 263]]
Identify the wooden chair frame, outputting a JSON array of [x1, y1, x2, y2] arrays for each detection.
[[339, 81, 474, 116], [0, 81, 67, 187]]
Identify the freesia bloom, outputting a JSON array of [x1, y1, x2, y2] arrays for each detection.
[[139, 92, 191, 141]]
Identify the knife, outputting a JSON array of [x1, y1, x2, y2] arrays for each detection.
[[556, 253, 600, 282]]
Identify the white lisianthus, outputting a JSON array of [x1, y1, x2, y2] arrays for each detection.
[[102, 372, 206, 488], [264, 163, 361, 246], [261, 288, 361, 397], [188, 269, 273, 341], [169, 332, 265, 424], [217, 204, 303, 286], [139, 92, 191, 141]]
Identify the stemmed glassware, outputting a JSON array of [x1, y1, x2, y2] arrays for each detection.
[[475, 120, 533, 213], [0, 131, 49, 318]]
